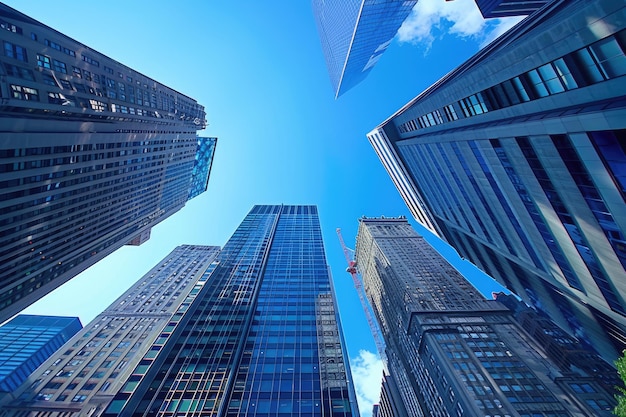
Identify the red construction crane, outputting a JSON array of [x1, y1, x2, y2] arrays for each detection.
[[336, 228, 387, 365]]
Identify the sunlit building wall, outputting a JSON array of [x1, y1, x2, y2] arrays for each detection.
[[0, 4, 215, 322], [0, 245, 220, 417], [367, 0, 626, 362], [355, 217, 616, 416]]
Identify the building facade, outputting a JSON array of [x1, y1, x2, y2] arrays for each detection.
[[367, 0, 626, 362], [0, 245, 220, 417], [0, 315, 82, 394], [355, 216, 617, 417], [312, 0, 417, 98], [97, 205, 358, 417], [473, 0, 550, 18], [0, 3, 216, 322]]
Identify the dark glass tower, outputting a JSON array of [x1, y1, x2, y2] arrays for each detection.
[[0, 3, 216, 322], [367, 0, 626, 361], [473, 0, 549, 18], [0, 315, 82, 393], [102, 205, 358, 417], [312, 0, 417, 98], [355, 217, 617, 416]]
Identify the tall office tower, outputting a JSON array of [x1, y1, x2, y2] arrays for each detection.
[[355, 217, 617, 417], [99, 205, 358, 417], [0, 245, 220, 417], [473, 0, 550, 18], [367, 0, 626, 362], [0, 315, 82, 394], [0, 3, 216, 322], [312, 0, 417, 98]]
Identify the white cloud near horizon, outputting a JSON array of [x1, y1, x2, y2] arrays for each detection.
[[350, 350, 384, 417], [397, 0, 524, 52]]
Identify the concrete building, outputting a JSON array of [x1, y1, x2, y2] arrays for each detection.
[[312, 0, 417, 98], [0, 3, 216, 322], [0, 315, 82, 394], [367, 0, 626, 362], [0, 245, 220, 416], [355, 216, 617, 416]]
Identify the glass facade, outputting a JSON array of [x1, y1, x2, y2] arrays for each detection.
[[367, 0, 626, 362], [474, 0, 550, 18], [0, 315, 82, 393], [355, 217, 616, 417], [312, 0, 417, 98], [0, 3, 213, 322], [103, 205, 358, 417], [187, 137, 218, 200]]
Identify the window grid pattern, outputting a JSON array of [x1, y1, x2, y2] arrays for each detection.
[[0, 137, 206, 314], [468, 141, 545, 271], [551, 134, 626, 272], [451, 142, 515, 253], [516, 137, 624, 314], [397, 29, 626, 134], [489, 139, 583, 291]]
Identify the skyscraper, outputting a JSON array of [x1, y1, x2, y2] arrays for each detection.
[[312, 0, 417, 98], [0, 3, 216, 322], [0, 315, 82, 394], [355, 216, 617, 417], [367, 0, 626, 361], [0, 245, 220, 416], [99, 205, 358, 417], [473, 0, 550, 18]]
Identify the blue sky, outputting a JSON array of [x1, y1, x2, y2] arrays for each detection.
[[9, 0, 522, 414]]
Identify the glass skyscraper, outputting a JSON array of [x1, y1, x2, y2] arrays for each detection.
[[367, 0, 626, 362], [473, 0, 550, 18], [0, 4, 216, 322], [0, 315, 82, 394], [312, 0, 417, 98], [355, 216, 616, 417], [98, 205, 358, 417], [0, 245, 219, 416]]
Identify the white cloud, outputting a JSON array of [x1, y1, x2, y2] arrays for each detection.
[[350, 350, 384, 417], [397, 0, 524, 52]]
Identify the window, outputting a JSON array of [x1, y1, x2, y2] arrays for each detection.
[[59, 79, 73, 90], [45, 39, 62, 51], [3, 63, 35, 81], [82, 54, 99, 67], [552, 58, 577, 90], [42, 73, 58, 87], [0, 19, 23, 34], [37, 54, 52, 69], [443, 104, 458, 121], [526, 69, 549, 97], [4, 41, 27, 62], [48, 92, 75, 106], [53, 59, 67, 74], [10, 85, 39, 101], [589, 36, 626, 78]]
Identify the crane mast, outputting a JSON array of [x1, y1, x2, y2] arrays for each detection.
[[336, 228, 387, 366]]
